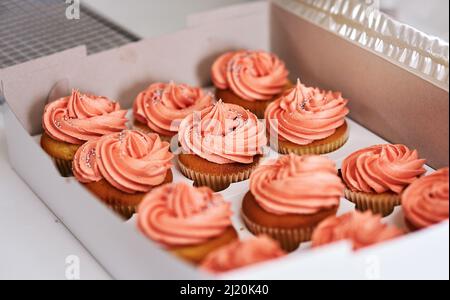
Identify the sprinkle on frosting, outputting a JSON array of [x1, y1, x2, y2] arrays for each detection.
[[137, 183, 233, 247], [133, 82, 213, 136], [342, 144, 426, 194], [73, 130, 173, 193], [265, 79, 349, 146], [312, 211, 404, 250], [211, 50, 289, 101], [178, 100, 267, 164], [402, 167, 449, 229], [201, 235, 286, 273], [42, 89, 128, 144], [250, 154, 344, 215]]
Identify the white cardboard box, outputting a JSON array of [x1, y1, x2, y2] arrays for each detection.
[[1, 0, 448, 279]]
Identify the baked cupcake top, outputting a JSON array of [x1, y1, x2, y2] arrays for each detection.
[[178, 100, 267, 164], [342, 144, 426, 194], [265, 79, 349, 145], [211, 50, 289, 101], [312, 211, 404, 250], [42, 89, 128, 144], [73, 130, 173, 193], [250, 154, 344, 215], [137, 183, 233, 248], [133, 82, 213, 136], [402, 167, 449, 229], [201, 235, 286, 273]]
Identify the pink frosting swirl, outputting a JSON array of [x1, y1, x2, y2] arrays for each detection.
[[211, 50, 289, 101], [342, 144, 426, 194], [178, 100, 267, 164], [73, 130, 173, 193], [402, 168, 449, 229], [73, 139, 102, 183], [250, 154, 344, 215], [42, 89, 128, 144], [137, 183, 233, 247], [266, 79, 349, 145], [201, 235, 286, 273], [133, 82, 213, 136], [312, 211, 404, 250]]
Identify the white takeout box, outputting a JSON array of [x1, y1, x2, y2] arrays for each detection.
[[0, 0, 448, 279]]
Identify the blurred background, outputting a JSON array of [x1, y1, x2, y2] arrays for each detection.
[[87, 0, 449, 41], [0, 0, 448, 70]]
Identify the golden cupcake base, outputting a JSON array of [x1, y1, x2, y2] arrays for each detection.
[[274, 121, 349, 155], [84, 170, 173, 219], [344, 188, 401, 217], [40, 132, 81, 177], [170, 226, 238, 265], [177, 154, 261, 192], [241, 191, 338, 252]]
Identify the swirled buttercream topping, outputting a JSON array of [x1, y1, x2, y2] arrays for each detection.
[[402, 168, 449, 229], [133, 82, 213, 136], [265, 79, 349, 145], [137, 183, 233, 247], [250, 154, 344, 215], [342, 144, 426, 194], [73, 130, 173, 193], [212, 50, 289, 101], [312, 211, 404, 250], [201, 235, 286, 273]]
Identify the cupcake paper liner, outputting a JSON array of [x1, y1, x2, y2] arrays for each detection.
[[178, 159, 259, 192], [276, 129, 349, 155], [242, 212, 314, 252], [53, 157, 74, 177], [344, 188, 401, 217], [97, 194, 137, 220]]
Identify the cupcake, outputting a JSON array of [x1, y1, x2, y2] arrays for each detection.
[[242, 154, 344, 251], [73, 130, 173, 219], [265, 79, 349, 155], [402, 167, 449, 231], [137, 183, 238, 264], [311, 211, 404, 250], [133, 82, 213, 142], [341, 144, 426, 217], [201, 235, 286, 274], [41, 89, 128, 176], [178, 100, 267, 191], [212, 50, 291, 118]]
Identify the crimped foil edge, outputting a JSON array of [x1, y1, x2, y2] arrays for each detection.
[[272, 0, 449, 91]]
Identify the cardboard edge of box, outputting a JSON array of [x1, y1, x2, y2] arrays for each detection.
[[0, 1, 449, 279]]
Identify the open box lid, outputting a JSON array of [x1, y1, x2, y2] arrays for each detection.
[[0, 0, 449, 279]]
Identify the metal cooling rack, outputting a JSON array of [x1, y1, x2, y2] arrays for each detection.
[[0, 0, 139, 69]]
